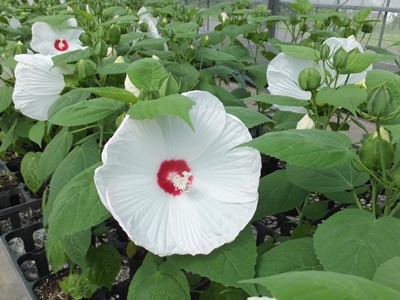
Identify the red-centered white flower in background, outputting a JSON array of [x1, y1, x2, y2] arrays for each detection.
[[267, 36, 371, 113], [30, 18, 84, 55], [12, 54, 69, 120], [94, 91, 261, 256]]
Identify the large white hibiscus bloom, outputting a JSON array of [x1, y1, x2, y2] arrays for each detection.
[[30, 18, 84, 55], [94, 91, 261, 256], [267, 36, 371, 113], [137, 7, 161, 39], [12, 54, 68, 120]]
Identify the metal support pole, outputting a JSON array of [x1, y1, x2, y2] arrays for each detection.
[[267, 0, 279, 38], [378, 0, 390, 47]]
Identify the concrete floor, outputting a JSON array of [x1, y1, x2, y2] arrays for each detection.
[[0, 242, 29, 300]]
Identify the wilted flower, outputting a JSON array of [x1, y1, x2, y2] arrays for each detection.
[[94, 91, 261, 256], [267, 36, 371, 113], [30, 18, 85, 55], [12, 54, 70, 120], [296, 114, 315, 129]]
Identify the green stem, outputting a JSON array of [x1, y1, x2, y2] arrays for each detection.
[[351, 189, 364, 210], [354, 158, 385, 186]]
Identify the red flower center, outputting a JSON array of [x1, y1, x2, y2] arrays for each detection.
[[157, 159, 193, 196], [54, 39, 69, 51]]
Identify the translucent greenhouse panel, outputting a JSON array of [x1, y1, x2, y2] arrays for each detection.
[[279, 0, 400, 9]]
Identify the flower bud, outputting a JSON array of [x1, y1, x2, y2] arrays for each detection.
[[289, 15, 299, 25], [200, 35, 209, 47], [298, 67, 321, 91], [195, 15, 204, 27], [219, 12, 230, 25], [106, 47, 117, 58], [342, 18, 351, 27], [366, 83, 393, 118], [354, 78, 367, 90], [319, 43, 330, 60], [359, 127, 394, 170], [74, 59, 97, 80], [139, 21, 149, 33], [315, 21, 324, 30], [300, 23, 308, 32], [104, 25, 121, 45], [115, 56, 125, 63], [0, 34, 7, 47], [159, 73, 179, 97], [332, 47, 348, 70], [361, 23, 373, 34], [152, 55, 160, 60], [296, 114, 315, 129], [93, 39, 108, 58], [79, 32, 92, 46], [13, 41, 27, 55], [259, 29, 269, 42], [92, 1, 103, 16]]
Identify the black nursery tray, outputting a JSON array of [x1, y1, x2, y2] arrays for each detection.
[[0, 222, 47, 300], [0, 159, 42, 234]]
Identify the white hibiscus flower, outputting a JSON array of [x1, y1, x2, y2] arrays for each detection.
[[30, 18, 84, 55], [94, 91, 261, 256], [137, 7, 161, 39], [267, 36, 372, 113], [12, 54, 70, 120]]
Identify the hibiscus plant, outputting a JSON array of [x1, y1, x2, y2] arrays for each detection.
[[2, 0, 400, 299]]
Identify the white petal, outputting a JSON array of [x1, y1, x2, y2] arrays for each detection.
[[169, 192, 257, 255], [12, 54, 65, 120], [155, 90, 226, 161], [190, 114, 261, 203], [324, 36, 363, 53], [267, 53, 314, 100], [30, 22, 57, 54], [104, 176, 184, 256]]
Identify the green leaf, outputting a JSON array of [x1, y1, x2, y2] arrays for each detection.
[[197, 48, 239, 62], [85, 244, 121, 290], [126, 58, 168, 92], [21, 152, 44, 194], [64, 229, 92, 269], [245, 64, 268, 91], [38, 130, 73, 181], [49, 97, 123, 126], [98, 61, 130, 75], [314, 209, 400, 279], [46, 231, 68, 272], [131, 37, 168, 50], [102, 14, 138, 25], [373, 256, 400, 293], [286, 160, 369, 193], [28, 121, 45, 147], [127, 94, 195, 130], [256, 237, 322, 279], [166, 63, 200, 93], [48, 164, 111, 240], [316, 86, 367, 116], [60, 273, 98, 300], [199, 282, 250, 300], [354, 6, 372, 22], [340, 53, 394, 74], [44, 143, 100, 226], [0, 118, 17, 154], [289, 0, 313, 14], [26, 15, 75, 25], [245, 94, 308, 107], [225, 107, 270, 128], [48, 89, 91, 119], [52, 48, 92, 67], [168, 226, 258, 296], [244, 270, 400, 300], [302, 201, 329, 220], [128, 260, 190, 300], [279, 44, 319, 60], [0, 86, 12, 112], [81, 87, 138, 104], [253, 170, 309, 221], [241, 129, 356, 168]]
